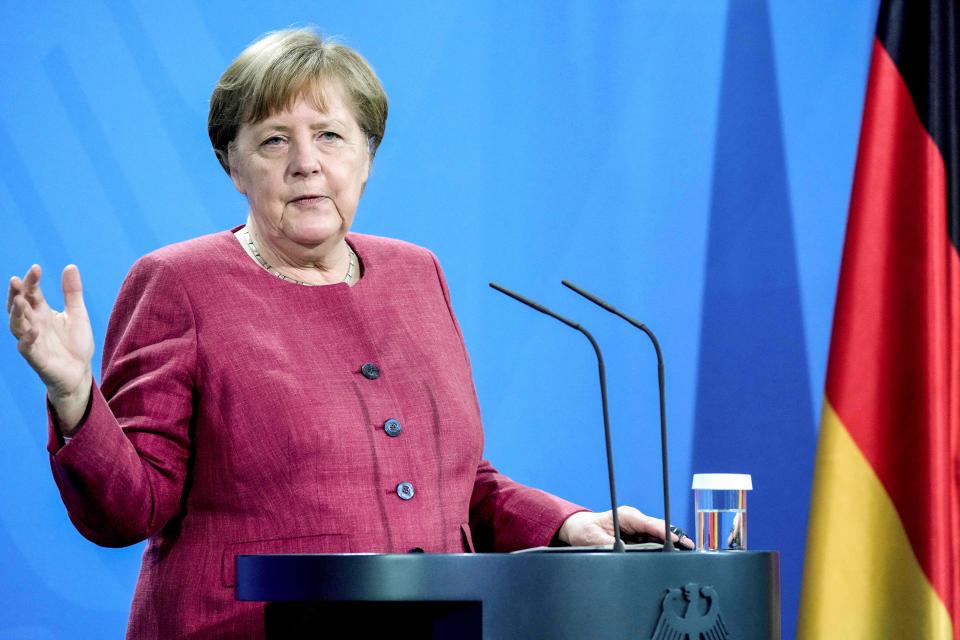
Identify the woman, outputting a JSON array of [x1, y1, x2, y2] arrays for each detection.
[[7, 29, 686, 639]]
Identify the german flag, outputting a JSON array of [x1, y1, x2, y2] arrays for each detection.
[[798, 0, 959, 637]]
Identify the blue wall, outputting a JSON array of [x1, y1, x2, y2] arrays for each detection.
[[0, 2, 877, 638]]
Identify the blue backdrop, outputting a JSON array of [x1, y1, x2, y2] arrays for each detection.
[[0, 2, 877, 638]]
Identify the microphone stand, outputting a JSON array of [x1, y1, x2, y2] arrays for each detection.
[[561, 280, 675, 551], [489, 282, 626, 553]]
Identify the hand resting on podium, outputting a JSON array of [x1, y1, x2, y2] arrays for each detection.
[[558, 507, 694, 549]]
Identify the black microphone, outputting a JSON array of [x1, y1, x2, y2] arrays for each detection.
[[561, 280, 675, 551], [488, 282, 625, 553]]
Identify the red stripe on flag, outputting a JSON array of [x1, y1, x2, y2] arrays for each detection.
[[826, 37, 960, 628]]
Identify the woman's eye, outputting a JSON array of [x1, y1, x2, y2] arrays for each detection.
[[261, 136, 285, 147], [319, 131, 342, 143]]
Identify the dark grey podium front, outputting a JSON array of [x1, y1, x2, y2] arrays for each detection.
[[237, 551, 780, 639]]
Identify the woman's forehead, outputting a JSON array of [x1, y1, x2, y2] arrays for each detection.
[[252, 78, 355, 126]]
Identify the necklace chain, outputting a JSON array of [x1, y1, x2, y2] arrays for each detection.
[[242, 227, 356, 286]]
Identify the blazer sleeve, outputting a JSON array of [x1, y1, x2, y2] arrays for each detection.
[[46, 254, 197, 547], [469, 460, 586, 551], [427, 252, 586, 551]]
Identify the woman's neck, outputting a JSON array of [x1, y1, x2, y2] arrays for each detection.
[[237, 218, 355, 286]]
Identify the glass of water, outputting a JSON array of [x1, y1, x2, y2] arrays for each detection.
[[692, 473, 752, 551]]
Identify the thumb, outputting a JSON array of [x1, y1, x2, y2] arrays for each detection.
[[62, 265, 87, 315]]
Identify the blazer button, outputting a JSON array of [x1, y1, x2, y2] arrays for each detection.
[[361, 363, 380, 380], [396, 482, 415, 500], [384, 418, 402, 437]]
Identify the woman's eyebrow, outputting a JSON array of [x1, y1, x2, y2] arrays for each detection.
[[255, 122, 292, 132], [257, 118, 346, 131], [309, 118, 346, 130]]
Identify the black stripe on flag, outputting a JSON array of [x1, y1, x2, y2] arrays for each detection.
[[876, 0, 959, 250]]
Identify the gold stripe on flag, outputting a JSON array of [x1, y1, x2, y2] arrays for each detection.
[[798, 401, 952, 639]]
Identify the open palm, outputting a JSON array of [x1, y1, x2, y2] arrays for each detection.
[[8, 264, 94, 421]]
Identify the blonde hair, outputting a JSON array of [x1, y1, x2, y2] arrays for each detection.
[[208, 28, 388, 174]]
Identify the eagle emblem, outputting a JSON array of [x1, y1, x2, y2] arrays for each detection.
[[650, 582, 730, 640]]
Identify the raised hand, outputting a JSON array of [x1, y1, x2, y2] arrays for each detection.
[[8, 264, 94, 431]]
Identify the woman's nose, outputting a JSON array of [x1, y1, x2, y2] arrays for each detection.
[[289, 142, 322, 177]]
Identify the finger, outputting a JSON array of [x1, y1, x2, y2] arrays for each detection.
[[672, 526, 695, 549], [21, 264, 46, 308], [62, 265, 86, 314], [7, 276, 22, 313], [617, 506, 660, 535], [9, 294, 25, 333], [9, 295, 36, 343], [617, 507, 684, 544], [619, 507, 695, 548]]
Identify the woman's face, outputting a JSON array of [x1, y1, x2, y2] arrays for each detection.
[[229, 82, 371, 251]]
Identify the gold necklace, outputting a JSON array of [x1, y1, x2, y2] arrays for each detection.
[[242, 227, 356, 286]]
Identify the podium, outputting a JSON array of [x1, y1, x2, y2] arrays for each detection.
[[237, 550, 780, 639]]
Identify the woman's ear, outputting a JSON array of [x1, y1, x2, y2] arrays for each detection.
[[360, 150, 373, 192]]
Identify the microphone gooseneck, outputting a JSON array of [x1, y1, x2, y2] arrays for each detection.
[[561, 279, 675, 552], [489, 282, 625, 553]]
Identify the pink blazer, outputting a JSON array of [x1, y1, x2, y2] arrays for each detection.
[[47, 231, 582, 639]]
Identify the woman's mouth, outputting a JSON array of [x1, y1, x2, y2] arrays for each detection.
[[290, 195, 328, 207]]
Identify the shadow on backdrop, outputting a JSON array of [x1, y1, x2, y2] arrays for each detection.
[[690, 1, 816, 638]]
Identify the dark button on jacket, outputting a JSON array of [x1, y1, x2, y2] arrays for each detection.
[[361, 363, 380, 380], [396, 482, 415, 500], [383, 418, 402, 437]]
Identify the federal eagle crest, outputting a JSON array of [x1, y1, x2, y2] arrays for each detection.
[[650, 582, 730, 640]]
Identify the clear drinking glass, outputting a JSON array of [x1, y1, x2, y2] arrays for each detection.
[[692, 473, 752, 551]]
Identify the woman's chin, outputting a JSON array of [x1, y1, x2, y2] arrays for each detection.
[[283, 222, 347, 248]]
